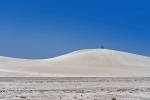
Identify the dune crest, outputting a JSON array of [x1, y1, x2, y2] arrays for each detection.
[[0, 49, 150, 77]]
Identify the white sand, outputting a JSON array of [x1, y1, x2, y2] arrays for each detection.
[[0, 77, 150, 100], [0, 49, 150, 77]]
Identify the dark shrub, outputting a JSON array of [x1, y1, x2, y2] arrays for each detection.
[[112, 98, 116, 100]]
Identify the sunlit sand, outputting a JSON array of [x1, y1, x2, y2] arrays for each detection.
[[0, 49, 150, 77]]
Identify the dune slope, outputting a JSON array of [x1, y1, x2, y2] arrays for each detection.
[[0, 49, 150, 77]]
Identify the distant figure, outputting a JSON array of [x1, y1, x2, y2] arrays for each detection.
[[101, 46, 104, 49]]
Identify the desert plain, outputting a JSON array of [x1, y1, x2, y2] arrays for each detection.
[[0, 49, 150, 100], [0, 77, 150, 100]]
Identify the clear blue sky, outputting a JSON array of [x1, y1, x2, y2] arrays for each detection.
[[0, 0, 150, 59]]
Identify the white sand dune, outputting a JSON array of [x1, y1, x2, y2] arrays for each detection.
[[0, 49, 150, 77]]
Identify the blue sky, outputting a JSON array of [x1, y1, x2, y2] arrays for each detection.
[[0, 0, 150, 59]]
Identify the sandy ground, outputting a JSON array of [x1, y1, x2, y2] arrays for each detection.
[[0, 77, 150, 100]]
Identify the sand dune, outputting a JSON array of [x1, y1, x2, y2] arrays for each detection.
[[0, 49, 150, 77]]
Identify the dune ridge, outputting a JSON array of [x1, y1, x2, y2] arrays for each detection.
[[0, 49, 150, 77]]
